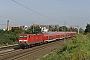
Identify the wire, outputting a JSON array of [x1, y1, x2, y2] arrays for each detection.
[[12, 0, 63, 23], [0, 15, 27, 22], [0, 16, 17, 20], [0, 24, 6, 25]]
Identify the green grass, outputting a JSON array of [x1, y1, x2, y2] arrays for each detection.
[[40, 34, 90, 60]]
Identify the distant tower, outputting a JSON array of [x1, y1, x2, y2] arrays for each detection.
[[7, 20, 10, 31]]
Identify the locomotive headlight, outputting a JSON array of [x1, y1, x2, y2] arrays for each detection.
[[24, 40, 27, 41], [19, 40, 22, 41]]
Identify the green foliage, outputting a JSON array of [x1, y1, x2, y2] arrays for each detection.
[[59, 27, 63, 31], [25, 28, 32, 34], [59, 26, 67, 32], [0, 28, 25, 46], [30, 26, 41, 33], [0, 26, 42, 46], [85, 23, 90, 33], [79, 28, 84, 34], [40, 34, 90, 60]]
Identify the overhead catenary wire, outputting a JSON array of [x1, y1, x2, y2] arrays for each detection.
[[0, 23, 6, 25], [0, 15, 28, 23], [0, 16, 17, 20], [12, 0, 63, 23], [0, 16, 23, 26]]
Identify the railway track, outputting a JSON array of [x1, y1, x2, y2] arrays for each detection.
[[0, 44, 19, 53], [0, 38, 73, 60], [0, 44, 18, 49]]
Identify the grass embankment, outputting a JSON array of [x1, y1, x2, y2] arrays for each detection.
[[40, 34, 90, 60]]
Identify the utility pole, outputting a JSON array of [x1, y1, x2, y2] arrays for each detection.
[[64, 22, 66, 32], [64, 22, 66, 42], [33, 23, 34, 33], [77, 26, 80, 34]]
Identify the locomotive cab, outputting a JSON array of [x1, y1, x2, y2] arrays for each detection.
[[18, 34, 29, 48]]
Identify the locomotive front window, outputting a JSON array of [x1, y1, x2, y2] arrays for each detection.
[[19, 36, 27, 38], [46, 36, 48, 38]]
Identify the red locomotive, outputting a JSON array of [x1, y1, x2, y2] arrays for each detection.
[[18, 32, 76, 48]]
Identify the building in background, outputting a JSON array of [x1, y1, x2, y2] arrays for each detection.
[[20, 25, 28, 30], [6, 20, 59, 32], [32, 24, 59, 32], [7, 20, 11, 31], [7, 20, 21, 31]]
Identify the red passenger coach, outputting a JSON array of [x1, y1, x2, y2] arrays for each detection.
[[42, 32, 49, 42], [42, 32, 56, 42], [55, 32, 61, 40]]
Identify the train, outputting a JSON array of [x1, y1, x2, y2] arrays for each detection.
[[18, 32, 76, 48]]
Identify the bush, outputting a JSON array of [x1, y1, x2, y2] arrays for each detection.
[[40, 34, 90, 60], [0, 29, 24, 46]]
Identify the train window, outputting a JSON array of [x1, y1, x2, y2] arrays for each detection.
[[46, 36, 48, 38], [23, 36, 27, 38], [29, 36, 30, 38], [19, 36, 23, 38], [56, 35, 59, 36], [19, 36, 27, 38]]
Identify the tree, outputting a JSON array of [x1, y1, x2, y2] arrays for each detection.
[[59, 27, 63, 31], [30, 26, 41, 33], [62, 26, 67, 32], [79, 28, 84, 34], [85, 23, 90, 33], [25, 28, 32, 34], [49, 25, 52, 31]]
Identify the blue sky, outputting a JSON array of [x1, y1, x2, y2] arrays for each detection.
[[0, 0, 90, 29]]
